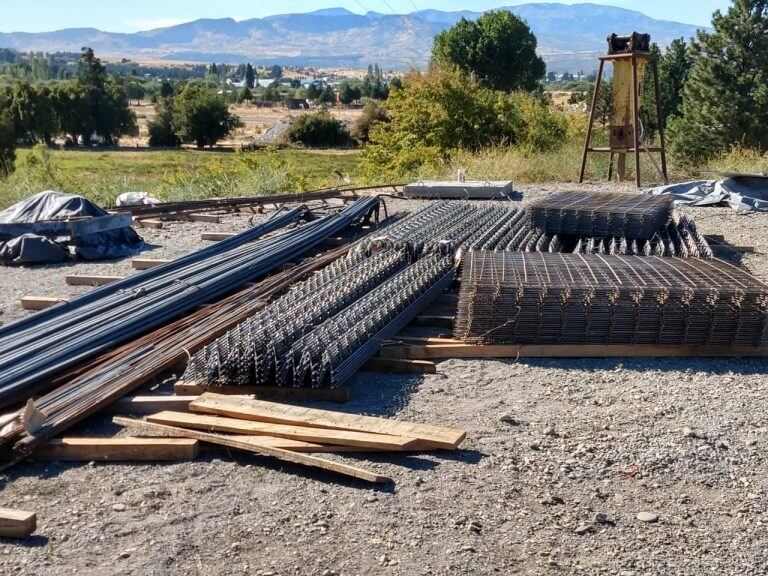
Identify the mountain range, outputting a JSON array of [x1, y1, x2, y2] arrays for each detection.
[[0, 3, 706, 72]]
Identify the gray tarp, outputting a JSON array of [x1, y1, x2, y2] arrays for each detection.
[[643, 177, 768, 212], [0, 191, 144, 265]]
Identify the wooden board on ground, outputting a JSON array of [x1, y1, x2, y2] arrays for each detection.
[[113, 417, 391, 484], [190, 393, 465, 451], [147, 411, 418, 450], [135, 219, 164, 230], [379, 340, 768, 359], [131, 258, 171, 270], [20, 296, 67, 311], [174, 383, 349, 403], [65, 275, 125, 287], [188, 214, 221, 223], [0, 508, 36, 539], [201, 232, 236, 241], [105, 395, 197, 415], [362, 358, 437, 375], [35, 437, 199, 461]]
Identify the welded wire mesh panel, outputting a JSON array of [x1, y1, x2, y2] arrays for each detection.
[[184, 248, 409, 387], [289, 253, 455, 388], [529, 193, 673, 239], [455, 251, 768, 347]]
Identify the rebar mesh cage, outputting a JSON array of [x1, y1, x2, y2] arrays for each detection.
[[528, 192, 674, 239], [455, 250, 768, 347]]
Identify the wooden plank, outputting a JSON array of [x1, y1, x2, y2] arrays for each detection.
[[201, 232, 236, 241], [198, 434, 385, 453], [173, 383, 349, 403], [147, 411, 419, 450], [135, 219, 164, 230], [35, 437, 199, 461], [20, 296, 67, 311], [189, 393, 465, 451], [188, 214, 221, 223], [362, 358, 437, 375], [65, 275, 125, 287], [0, 508, 36, 539], [379, 341, 768, 359], [113, 417, 391, 484], [105, 396, 197, 415], [131, 258, 171, 270]]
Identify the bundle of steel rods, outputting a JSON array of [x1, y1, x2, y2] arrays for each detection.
[[455, 251, 768, 347], [184, 248, 411, 387], [529, 192, 673, 239], [290, 253, 456, 388], [0, 244, 356, 463], [0, 197, 379, 408]]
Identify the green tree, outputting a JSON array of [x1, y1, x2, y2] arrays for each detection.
[[240, 86, 253, 102], [658, 38, 694, 124], [245, 63, 255, 89], [350, 100, 388, 142], [148, 97, 181, 147], [432, 10, 546, 92], [263, 81, 281, 102], [0, 111, 16, 177], [339, 81, 361, 105], [668, 1, 768, 160], [172, 84, 242, 148], [9, 81, 56, 144], [306, 83, 321, 101], [284, 110, 350, 147], [160, 80, 175, 99]]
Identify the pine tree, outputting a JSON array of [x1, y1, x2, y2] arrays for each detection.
[[658, 38, 693, 122], [667, 1, 768, 160], [245, 63, 255, 89]]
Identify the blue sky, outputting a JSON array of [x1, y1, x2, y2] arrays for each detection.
[[0, 1, 731, 32]]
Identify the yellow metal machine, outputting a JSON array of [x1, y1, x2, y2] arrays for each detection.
[[579, 32, 668, 187]]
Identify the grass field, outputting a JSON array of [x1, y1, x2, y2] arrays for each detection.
[[1, 142, 765, 210], [1, 147, 363, 208]]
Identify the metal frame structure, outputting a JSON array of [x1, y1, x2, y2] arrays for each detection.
[[578, 51, 669, 187]]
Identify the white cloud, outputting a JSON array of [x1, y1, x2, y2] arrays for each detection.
[[124, 17, 189, 31]]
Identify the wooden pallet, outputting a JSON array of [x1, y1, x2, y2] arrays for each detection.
[[380, 338, 768, 359]]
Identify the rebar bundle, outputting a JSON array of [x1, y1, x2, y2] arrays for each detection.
[[529, 192, 673, 239], [0, 244, 355, 464], [455, 251, 768, 347], [290, 253, 456, 388], [0, 197, 379, 408], [184, 248, 410, 387]]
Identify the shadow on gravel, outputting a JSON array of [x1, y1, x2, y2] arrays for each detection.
[[0, 535, 49, 548]]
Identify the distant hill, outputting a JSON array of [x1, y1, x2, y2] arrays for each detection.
[[0, 3, 706, 72]]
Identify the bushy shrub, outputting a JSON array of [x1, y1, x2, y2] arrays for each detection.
[[0, 111, 16, 178], [360, 64, 571, 180], [350, 101, 388, 143], [284, 111, 351, 148]]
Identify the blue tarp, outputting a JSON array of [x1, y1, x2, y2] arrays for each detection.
[[0, 191, 144, 265], [643, 177, 768, 212]]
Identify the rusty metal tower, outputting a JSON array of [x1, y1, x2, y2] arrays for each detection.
[[579, 32, 669, 187]]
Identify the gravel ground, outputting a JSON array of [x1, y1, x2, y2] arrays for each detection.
[[1, 183, 767, 575]]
